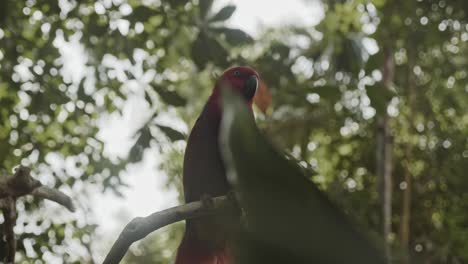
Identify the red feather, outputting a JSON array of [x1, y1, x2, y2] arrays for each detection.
[[175, 233, 232, 264], [175, 67, 258, 264]]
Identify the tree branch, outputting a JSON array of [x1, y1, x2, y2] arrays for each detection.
[[0, 166, 40, 198], [0, 196, 17, 263], [0, 165, 76, 263], [32, 186, 76, 212], [103, 195, 234, 264], [0, 166, 75, 211]]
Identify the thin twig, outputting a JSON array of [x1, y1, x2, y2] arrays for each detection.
[[103, 195, 233, 264]]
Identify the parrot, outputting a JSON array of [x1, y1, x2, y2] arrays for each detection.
[[174, 66, 259, 264]]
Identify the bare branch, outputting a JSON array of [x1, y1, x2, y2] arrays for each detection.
[[32, 186, 76, 212], [0, 166, 41, 198], [103, 195, 233, 264], [0, 166, 75, 211], [0, 165, 76, 263]]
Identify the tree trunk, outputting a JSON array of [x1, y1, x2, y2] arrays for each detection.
[[383, 115, 393, 263], [400, 148, 412, 263], [377, 45, 394, 264], [399, 42, 416, 264]]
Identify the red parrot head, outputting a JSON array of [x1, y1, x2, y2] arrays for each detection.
[[209, 66, 259, 108], [218, 66, 259, 102]]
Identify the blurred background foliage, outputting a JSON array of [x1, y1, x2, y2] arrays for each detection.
[[0, 0, 467, 263]]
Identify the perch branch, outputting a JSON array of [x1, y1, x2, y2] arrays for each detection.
[[103, 195, 234, 264]]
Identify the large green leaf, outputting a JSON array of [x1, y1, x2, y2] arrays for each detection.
[[336, 37, 366, 74], [312, 85, 341, 102], [212, 27, 253, 46], [152, 84, 187, 107], [156, 124, 186, 142], [191, 32, 229, 69], [0, 0, 10, 25], [128, 125, 152, 163], [167, 0, 190, 7], [199, 0, 214, 19], [220, 90, 385, 263], [208, 5, 236, 22], [126, 6, 158, 23], [366, 83, 396, 117]]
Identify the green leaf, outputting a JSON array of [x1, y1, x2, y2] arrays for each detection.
[[220, 89, 385, 263], [212, 27, 253, 46], [0, 0, 9, 25], [365, 51, 384, 72], [128, 6, 157, 23], [191, 32, 229, 69], [208, 5, 236, 22], [152, 84, 187, 107], [0, 141, 11, 165], [157, 124, 186, 142], [77, 77, 93, 103], [199, 0, 214, 19], [313, 85, 341, 102], [270, 42, 290, 59], [191, 33, 209, 69], [336, 37, 366, 73], [372, 0, 386, 8], [128, 125, 152, 162], [144, 90, 153, 106], [191, 33, 210, 69], [167, 0, 190, 7], [366, 83, 395, 117]]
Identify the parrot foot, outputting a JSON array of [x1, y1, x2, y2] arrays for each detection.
[[200, 194, 214, 209]]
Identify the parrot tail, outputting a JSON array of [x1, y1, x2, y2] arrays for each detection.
[[175, 231, 232, 264]]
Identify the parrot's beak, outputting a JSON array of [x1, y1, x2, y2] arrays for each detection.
[[243, 75, 258, 100]]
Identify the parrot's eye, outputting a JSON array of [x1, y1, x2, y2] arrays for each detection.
[[233, 70, 241, 76]]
